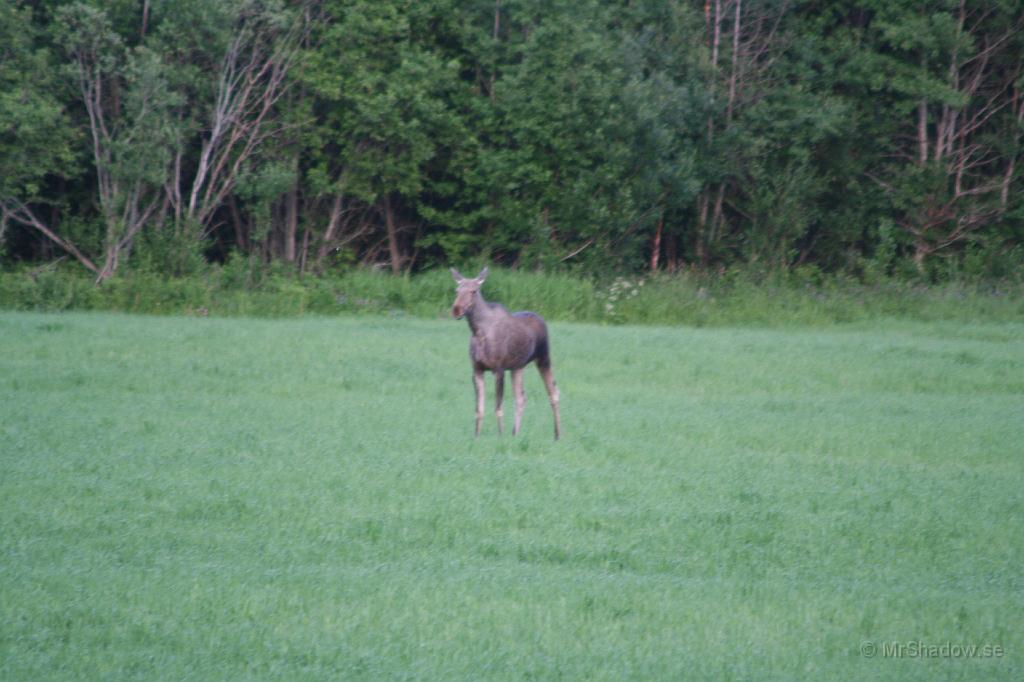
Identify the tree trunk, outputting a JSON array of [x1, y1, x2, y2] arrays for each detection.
[[665, 233, 678, 273], [704, 1, 740, 259], [711, 0, 721, 74], [315, 194, 344, 268], [299, 227, 310, 274], [1002, 156, 1016, 212], [273, 198, 286, 259], [96, 244, 119, 283], [913, 232, 937, 272], [1002, 87, 1023, 211], [918, 99, 928, 166], [705, 0, 722, 146], [140, 0, 150, 39], [228, 195, 247, 251], [383, 195, 402, 274], [696, 0, 723, 269], [650, 211, 662, 273], [284, 181, 299, 262], [711, 183, 726, 247], [726, 0, 741, 123], [913, 239, 930, 273], [696, 193, 709, 266]]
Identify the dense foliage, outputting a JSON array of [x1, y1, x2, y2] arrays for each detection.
[[2, 0, 1022, 281]]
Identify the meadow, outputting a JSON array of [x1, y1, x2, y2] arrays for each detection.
[[1, 310, 1022, 679]]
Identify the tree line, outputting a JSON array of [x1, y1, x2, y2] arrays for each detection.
[[2, 0, 1022, 282]]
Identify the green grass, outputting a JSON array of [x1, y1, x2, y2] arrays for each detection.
[[1, 311, 1022, 680]]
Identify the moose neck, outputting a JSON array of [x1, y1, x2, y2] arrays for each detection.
[[464, 290, 499, 335]]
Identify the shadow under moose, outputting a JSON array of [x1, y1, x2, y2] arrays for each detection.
[[450, 267, 561, 440]]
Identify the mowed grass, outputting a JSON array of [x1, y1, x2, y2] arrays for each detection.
[[1, 311, 1022, 680]]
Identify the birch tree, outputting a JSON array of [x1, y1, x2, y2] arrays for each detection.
[[52, 3, 179, 281], [173, 0, 309, 236]]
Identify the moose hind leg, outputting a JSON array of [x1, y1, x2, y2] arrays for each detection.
[[511, 368, 526, 436], [538, 364, 561, 440], [473, 368, 486, 437], [494, 370, 505, 434]]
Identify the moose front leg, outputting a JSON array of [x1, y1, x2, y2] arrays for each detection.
[[511, 368, 526, 436], [494, 370, 505, 434], [473, 367, 486, 437]]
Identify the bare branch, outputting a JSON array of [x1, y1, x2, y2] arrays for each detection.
[[1, 201, 99, 274], [185, 7, 310, 231]]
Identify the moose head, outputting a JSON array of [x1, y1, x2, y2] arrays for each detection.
[[449, 266, 488, 319]]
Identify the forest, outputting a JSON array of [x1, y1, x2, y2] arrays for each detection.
[[2, 0, 1023, 282]]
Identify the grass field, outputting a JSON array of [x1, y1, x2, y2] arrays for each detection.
[[2, 310, 1022, 679]]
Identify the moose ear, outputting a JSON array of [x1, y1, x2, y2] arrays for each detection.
[[475, 266, 489, 283], [450, 267, 465, 283]]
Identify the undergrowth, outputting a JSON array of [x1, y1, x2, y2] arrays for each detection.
[[1, 262, 1021, 326]]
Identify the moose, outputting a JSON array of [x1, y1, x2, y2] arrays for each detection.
[[450, 267, 561, 440]]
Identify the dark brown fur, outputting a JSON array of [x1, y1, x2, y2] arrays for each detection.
[[451, 267, 561, 440]]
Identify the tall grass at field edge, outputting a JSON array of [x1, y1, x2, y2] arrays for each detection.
[[0, 263, 1021, 326]]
